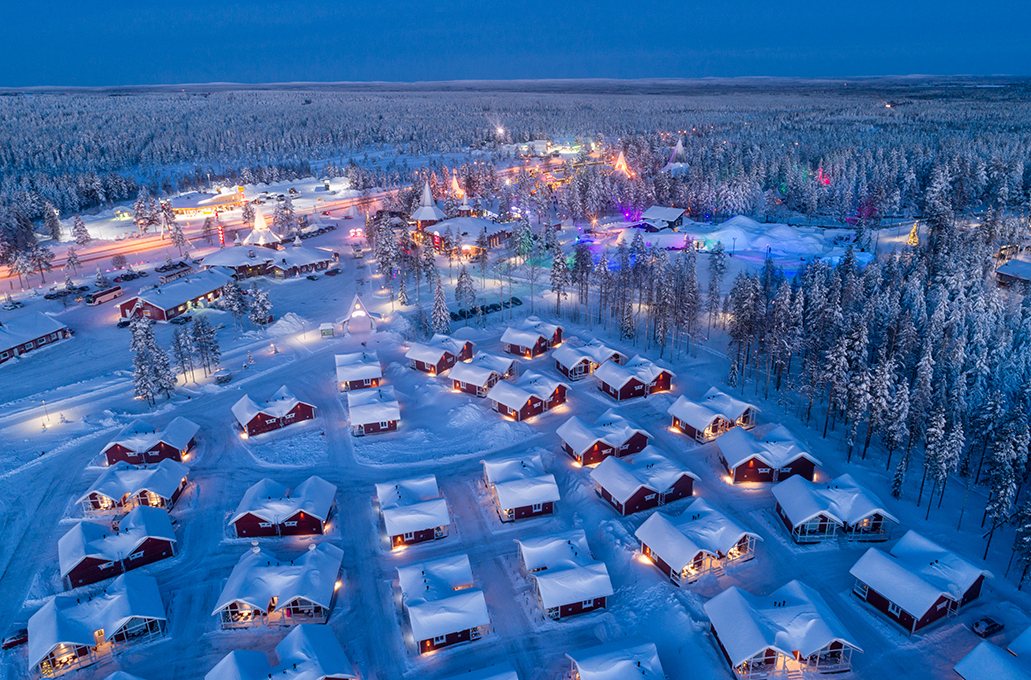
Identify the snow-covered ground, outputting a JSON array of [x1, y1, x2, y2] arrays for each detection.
[[0, 217, 1021, 680]]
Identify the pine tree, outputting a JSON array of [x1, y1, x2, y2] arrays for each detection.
[[242, 202, 255, 228], [248, 284, 273, 328], [202, 216, 215, 245], [891, 453, 908, 499], [883, 379, 910, 470], [1012, 500, 1031, 589], [706, 241, 727, 336], [171, 326, 196, 383], [72, 215, 91, 245], [398, 276, 409, 306], [43, 202, 61, 241], [431, 274, 451, 334], [170, 216, 187, 255], [221, 281, 248, 331], [191, 316, 221, 375], [620, 298, 635, 340], [920, 406, 947, 513], [133, 187, 155, 235], [28, 242, 54, 284], [474, 229, 490, 286], [550, 246, 569, 315], [130, 318, 176, 405], [455, 266, 475, 323], [65, 247, 81, 276]]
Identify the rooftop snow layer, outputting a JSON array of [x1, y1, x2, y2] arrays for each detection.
[[702, 387, 758, 421], [533, 561, 613, 609], [565, 640, 665, 680], [486, 371, 567, 411], [556, 410, 651, 456], [346, 385, 400, 424], [211, 543, 344, 615], [641, 206, 685, 223], [101, 416, 198, 456], [231, 476, 336, 524], [634, 498, 761, 571], [58, 505, 176, 577], [716, 425, 821, 470], [204, 624, 357, 680], [201, 246, 275, 268], [593, 354, 672, 390], [516, 529, 593, 572], [589, 446, 697, 503], [334, 351, 382, 383], [232, 385, 311, 426], [129, 269, 232, 311], [397, 554, 489, 641], [376, 475, 450, 536], [955, 640, 1031, 680], [772, 473, 898, 528], [551, 340, 624, 371], [704, 580, 861, 667], [79, 458, 189, 504], [0, 312, 67, 351], [667, 396, 730, 431], [500, 327, 547, 349]]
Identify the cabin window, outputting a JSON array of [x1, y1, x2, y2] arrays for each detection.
[[99, 562, 115, 569], [258, 522, 272, 528], [0, 352, 8, 359], [129, 550, 144, 560], [532, 503, 543, 512], [582, 598, 594, 608], [51, 332, 59, 340], [888, 602, 903, 617], [284, 521, 298, 527], [363, 378, 372, 386], [380, 421, 388, 428], [24, 342, 32, 350], [433, 634, 447, 644], [403, 532, 415, 541], [38, 336, 46, 345], [758, 468, 771, 474], [644, 493, 657, 501]]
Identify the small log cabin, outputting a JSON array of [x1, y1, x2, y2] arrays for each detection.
[[593, 355, 674, 401], [347, 385, 400, 436], [58, 506, 177, 589], [715, 425, 821, 484], [375, 475, 451, 549], [516, 530, 613, 620], [233, 386, 316, 437], [850, 530, 990, 634], [772, 473, 899, 544], [556, 409, 652, 466], [204, 624, 358, 680], [667, 396, 734, 443], [0, 312, 70, 365], [635, 499, 761, 585], [566, 641, 667, 680], [705, 580, 861, 678], [450, 351, 515, 396], [552, 341, 625, 381], [78, 459, 190, 516], [482, 452, 560, 522], [117, 269, 231, 322], [397, 554, 490, 654], [334, 350, 383, 391], [406, 334, 474, 375], [486, 371, 568, 422], [101, 417, 199, 466], [231, 476, 337, 538], [501, 327, 550, 358], [590, 447, 698, 517]]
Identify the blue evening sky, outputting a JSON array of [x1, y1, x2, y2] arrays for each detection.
[[1, 1, 1029, 86]]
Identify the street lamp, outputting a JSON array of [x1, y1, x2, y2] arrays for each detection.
[[42, 399, 50, 422]]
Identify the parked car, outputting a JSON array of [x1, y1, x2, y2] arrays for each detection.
[[137, 271, 148, 277], [169, 315, 192, 325], [488, 303, 502, 313], [325, 268, 341, 276], [322, 210, 332, 216], [502, 300, 512, 308], [117, 319, 132, 328], [973, 617, 1004, 638], [2, 624, 28, 650], [214, 368, 232, 384], [306, 274, 319, 281], [449, 312, 461, 322], [510, 296, 523, 306], [43, 292, 61, 300]]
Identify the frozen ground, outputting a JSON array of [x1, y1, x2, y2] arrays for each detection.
[[0, 217, 1022, 680]]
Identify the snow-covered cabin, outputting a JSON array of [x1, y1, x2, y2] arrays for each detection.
[[169, 188, 246, 216], [405, 334, 474, 375], [705, 580, 861, 678], [703, 387, 759, 428], [347, 385, 400, 436], [233, 385, 317, 437], [28, 573, 166, 678], [641, 205, 685, 230], [58, 505, 176, 589], [342, 294, 378, 334], [117, 269, 232, 321], [268, 242, 336, 278], [0, 312, 70, 364], [78, 459, 189, 516], [552, 340, 625, 380], [590, 446, 697, 516], [955, 628, 1031, 680], [242, 208, 281, 249], [431, 216, 513, 250], [204, 625, 357, 680], [565, 640, 666, 680], [375, 475, 450, 549], [501, 317, 563, 357], [334, 351, 382, 391], [635, 498, 761, 585], [482, 452, 560, 522], [212, 543, 344, 629], [849, 530, 990, 634], [443, 665, 518, 680], [200, 245, 274, 278], [593, 355, 674, 401], [997, 255, 1031, 287], [411, 182, 447, 230], [556, 409, 652, 466], [397, 554, 490, 654], [101, 416, 199, 466], [515, 529, 613, 619], [773, 473, 898, 543], [667, 396, 734, 443], [486, 370, 568, 421], [716, 424, 821, 483], [450, 351, 514, 396], [231, 476, 336, 538]]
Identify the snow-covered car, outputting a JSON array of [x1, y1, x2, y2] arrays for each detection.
[[117, 319, 132, 328], [169, 315, 192, 325], [973, 617, 1004, 637], [214, 368, 232, 384], [1, 624, 27, 650], [510, 296, 523, 306], [306, 274, 319, 281], [325, 268, 341, 276]]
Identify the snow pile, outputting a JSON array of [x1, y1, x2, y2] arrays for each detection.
[[266, 312, 308, 338]]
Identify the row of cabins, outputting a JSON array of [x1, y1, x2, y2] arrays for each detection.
[[101, 417, 199, 466], [117, 269, 231, 322], [230, 476, 337, 538], [0, 312, 71, 365], [200, 238, 336, 279], [232, 385, 317, 438]]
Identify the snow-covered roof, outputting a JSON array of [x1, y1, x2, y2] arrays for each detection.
[[534, 561, 613, 609], [334, 351, 382, 383], [128, 269, 233, 311], [100, 416, 199, 457], [169, 189, 244, 211], [79, 458, 189, 504], [552, 340, 624, 370], [231, 476, 336, 524], [849, 530, 991, 617], [482, 451, 546, 485], [242, 209, 282, 246], [212, 543, 344, 615], [565, 640, 666, 680], [589, 446, 697, 504], [342, 294, 381, 323], [500, 327, 547, 349], [667, 396, 730, 431], [411, 183, 447, 222], [346, 385, 400, 425], [482, 451, 560, 509], [487, 371, 568, 411], [28, 573, 166, 669], [232, 386, 312, 426], [397, 554, 490, 641], [772, 473, 898, 528], [704, 580, 861, 667], [634, 499, 761, 571], [58, 505, 176, 577], [406, 342, 451, 366], [0, 312, 67, 351], [1010, 625, 1031, 657], [998, 256, 1031, 283], [432, 215, 512, 238], [556, 409, 651, 457], [102, 673, 150, 680], [451, 351, 514, 386], [205, 624, 357, 680], [716, 425, 821, 471], [375, 475, 449, 536], [641, 206, 685, 223], [269, 246, 335, 269], [703, 387, 759, 421], [593, 354, 673, 389], [955, 641, 1031, 680], [201, 246, 274, 269], [521, 316, 561, 338], [443, 664, 518, 680], [516, 529, 592, 572]]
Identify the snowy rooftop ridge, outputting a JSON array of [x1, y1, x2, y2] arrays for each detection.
[[411, 182, 447, 222], [335, 350, 382, 383], [397, 554, 490, 642], [232, 385, 312, 425], [58, 505, 176, 577], [551, 338, 624, 370], [772, 473, 898, 528], [405, 334, 467, 367], [634, 498, 761, 571], [346, 385, 400, 424], [375, 475, 450, 537], [516, 529, 593, 572], [589, 446, 698, 504], [667, 396, 730, 431], [716, 424, 821, 470], [565, 639, 666, 680], [79, 458, 189, 505], [486, 370, 568, 411], [482, 451, 561, 509], [204, 624, 357, 680], [704, 580, 861, 667], [593, 354, 673, 389], [231, 476, 336, 524], [101, 416, 198, 457], [516, 529, 612, 609], [849, 530, 991, 617], [129, 269, 233, 311], [955, 640, 1031, 680], [556, 409, 651, 456], [28, 572, 165, 669], [0, 312, 67, 351], [703, 387, 758, 421], [211, 543, 344, 616]]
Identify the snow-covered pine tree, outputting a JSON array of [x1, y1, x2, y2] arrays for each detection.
[[431, 274, 451, 334], [455, 266, 475, 323], [920, 406, 947, 513], [65, 247, 80, 275], [221, 281, 248, 331], [398, 276, 409, 306], [130, 317, 176, 405], [247, 284, 273, 328], [550, 245, 569, 316], [171, 326, 196, 383], [706, 241, 727, 336], [620, 298, 634, 340], [43, 202, 61, 240], [29, 242, 54, 283], [474, 229, 490, 286], [170, 217, 187, 255], [72, 215, 91, 245], [1012, 500, 1031, 589], [133, 187, 154, 236], [242, 201, 255, 228], [883, 378, 910, 470], [191, 316, 221, 375]]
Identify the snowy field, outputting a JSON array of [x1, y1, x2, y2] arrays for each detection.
[[0, 216, 1025, 680]]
